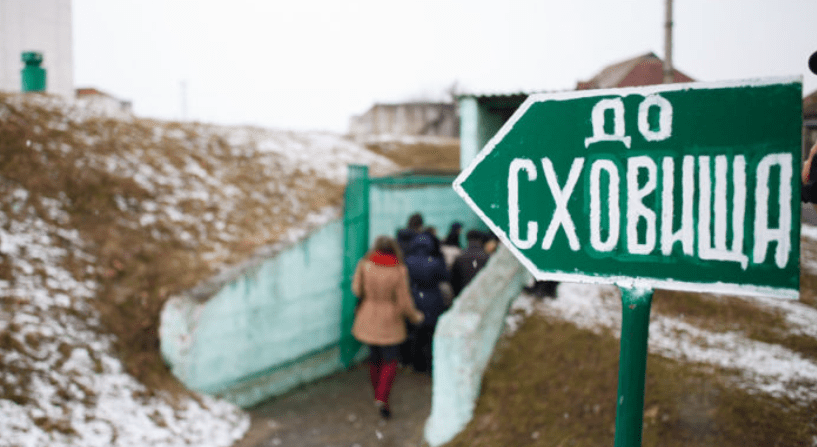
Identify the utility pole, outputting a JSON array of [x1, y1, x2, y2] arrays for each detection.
[[663, 0, 674, 84]]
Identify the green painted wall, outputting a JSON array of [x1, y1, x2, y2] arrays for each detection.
[[459, 96, 481, 170], [459, 95, 524, 170], [161, 219, 347, 406], [161, 173, 486, 408], [369, 181, 484, 245]]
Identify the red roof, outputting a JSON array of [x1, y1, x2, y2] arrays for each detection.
[[75, 87, 111, 97], [577, 52, 695, 90]]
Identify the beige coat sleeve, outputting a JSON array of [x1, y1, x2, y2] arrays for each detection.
[[351, 260, 363, 298], [396, 267, 424, 325]]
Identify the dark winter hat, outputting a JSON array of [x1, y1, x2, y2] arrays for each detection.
[[408, 213, 424, 230]]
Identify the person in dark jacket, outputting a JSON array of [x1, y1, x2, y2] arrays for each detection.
[[482, 230, 499, 255], [403, 232, 449, 373], [422, 226, 444, 259], [396, 213, 424, 256], [450, 230, 491, 296], [442, 222, 462, 248], [395, 213, 425, 365], [440, 222, 463, 271], [523, 279, 559, 298]]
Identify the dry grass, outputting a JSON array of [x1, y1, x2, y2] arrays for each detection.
[[446, 230, 817, 445], [365, 139, 460, 173], [651, 290, 817, 362], [447, 314, 817, 446], [798, 234, 817, 309]]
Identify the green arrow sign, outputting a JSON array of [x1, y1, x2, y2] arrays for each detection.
[[454, 78, 802, 299]]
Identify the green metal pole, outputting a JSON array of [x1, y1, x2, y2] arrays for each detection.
[[339, 165, 369, 367], [613, 286, 653, 447]]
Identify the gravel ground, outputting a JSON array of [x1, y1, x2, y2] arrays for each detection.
[[232, 363, 432, 447]]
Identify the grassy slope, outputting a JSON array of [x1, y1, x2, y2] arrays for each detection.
[[447, 313, 817, 446], [447, 278, 817, 445], [364, 139, 460, 174], [0, 92, 459, 404]]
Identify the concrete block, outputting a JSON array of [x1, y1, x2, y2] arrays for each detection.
[[425, 244, 531, 446]]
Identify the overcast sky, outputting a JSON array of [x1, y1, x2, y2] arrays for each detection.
[[73, 0, 817, 133]]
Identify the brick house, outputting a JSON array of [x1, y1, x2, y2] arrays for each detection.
[[576, 51, 695, 90]]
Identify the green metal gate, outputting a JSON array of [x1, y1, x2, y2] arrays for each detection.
[[340, 165, 370, 365], [339, 166, 484, 366]]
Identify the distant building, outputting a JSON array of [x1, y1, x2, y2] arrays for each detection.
[[349, 102, 459, 138], [459, 52, 695, 170], [457, 92, 533, 170], [75, 88, 133, 115], [0, 0, 74, 97], [576, 52, 694, 90]]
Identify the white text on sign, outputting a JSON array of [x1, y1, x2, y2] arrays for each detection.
[[507, 153, 792, 270], [508, 95, 792, 270]]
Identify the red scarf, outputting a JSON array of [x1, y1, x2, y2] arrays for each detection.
[[370, 251, 399, 266]]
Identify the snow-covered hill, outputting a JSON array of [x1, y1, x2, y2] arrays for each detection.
[[0, 92, 396, 446]]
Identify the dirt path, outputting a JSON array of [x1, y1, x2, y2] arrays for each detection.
[[232, 364, 432, 447]]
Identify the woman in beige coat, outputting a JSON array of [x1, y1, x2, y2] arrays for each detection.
[[352, 235, 424, 419]]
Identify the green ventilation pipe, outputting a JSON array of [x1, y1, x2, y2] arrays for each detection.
[[21, 51, 46, 92]]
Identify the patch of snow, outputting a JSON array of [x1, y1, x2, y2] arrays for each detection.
[[504, 294, 537, 335], [525, 277, 817, 404], [801, 224, 817, 241], [0, 183, 249, 446]]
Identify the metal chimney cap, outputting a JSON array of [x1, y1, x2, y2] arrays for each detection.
[[21, 52, 43, 65]]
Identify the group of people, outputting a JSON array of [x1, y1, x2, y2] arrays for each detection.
[[349, 212, 496, 419]]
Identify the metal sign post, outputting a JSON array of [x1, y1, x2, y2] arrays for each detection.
[[452, 78, 802, 446], [615, 287, 653, 447]]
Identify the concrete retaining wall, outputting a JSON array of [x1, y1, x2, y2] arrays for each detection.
[[160, 219, 349, 408], [424, 244, 531, 446]]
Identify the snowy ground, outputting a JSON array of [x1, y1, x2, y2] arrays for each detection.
[[507, 225, 817, 406], [0, 185, 249, 447]]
